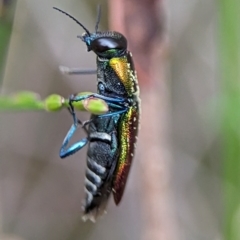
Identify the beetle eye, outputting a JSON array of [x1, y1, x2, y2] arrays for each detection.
[[91, 37, 127, 53], [98, 82, 105, 91]]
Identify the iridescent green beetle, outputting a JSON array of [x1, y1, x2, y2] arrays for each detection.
[[53, 7, 140, 222]]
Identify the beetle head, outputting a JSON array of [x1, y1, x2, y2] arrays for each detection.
[[79, 31, 127, 58], [53, 6, 127, 58]]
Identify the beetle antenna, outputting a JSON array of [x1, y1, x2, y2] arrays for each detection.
[[95, 4, 101, 32], [53, 7, 91, 36]]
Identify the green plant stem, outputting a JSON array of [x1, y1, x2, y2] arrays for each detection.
[[218, 0, 240, 239]]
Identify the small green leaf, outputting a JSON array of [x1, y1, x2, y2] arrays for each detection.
[[0, 91, 44, 111], [83, 97, 109, 115], [44, 94, 65, 112], [71, 92, 92, 111]]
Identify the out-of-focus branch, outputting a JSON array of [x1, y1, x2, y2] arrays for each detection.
[[109, 0, 164, 86], [109, 1, 178, 240]]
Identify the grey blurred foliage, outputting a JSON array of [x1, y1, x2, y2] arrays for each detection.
[[0, 0, 220, 240], [167, 0, 221, 239]]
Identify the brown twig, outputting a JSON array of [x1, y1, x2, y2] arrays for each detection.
[[109, 1, 178, 239]]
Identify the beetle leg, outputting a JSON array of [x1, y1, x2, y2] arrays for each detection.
[[80, 107, 128, 129], [106, 102, 126, 109], [60, 103, 89, 158], [80, 105, 128, 130], [68, 101, 89, 135], [81, 119, 93, 128], [59, 123, 88, 158], [59, 66, 97, 75], [70, 93, 126, 104], [96, 108, 128, 118]]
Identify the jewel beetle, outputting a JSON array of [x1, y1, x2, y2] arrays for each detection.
[[53, 6, 140, 221]]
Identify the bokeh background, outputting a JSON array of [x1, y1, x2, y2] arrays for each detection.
[[0, 0, 238, 239]]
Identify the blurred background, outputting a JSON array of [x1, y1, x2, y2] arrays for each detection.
[[0, 0, 238, 239]]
